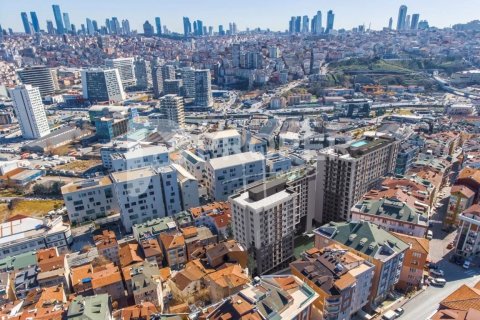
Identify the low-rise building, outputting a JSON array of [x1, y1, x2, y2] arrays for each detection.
[[67, 294, 113, 320], [445, 184, 476, 228], [351, 196, 429, 237], [0, 215, 72, 260], [204, 264, 250, 302], [454, 204, 480, 260], [94, 230, 119, 266], [130, 261, 163, 310], [160, 233, 187, 269], [205, 240, 248, 269], [392, 233, 429, 292], [202, 275, 318, 320], [290, 246, 375, 320], [314, 221, 409, 307], [181, 226, 217, 260]]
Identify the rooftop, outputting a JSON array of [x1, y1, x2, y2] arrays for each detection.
[[208, 152, 265, 170]]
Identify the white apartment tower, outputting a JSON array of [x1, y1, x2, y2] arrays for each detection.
[[10, 85, 51, 139], [16, 65, 59, 98], [202, 129, 242, 160], [105, 57, 136, 88], [315, 136, 399, 224]]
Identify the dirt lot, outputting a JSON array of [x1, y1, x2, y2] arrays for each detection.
[[0, 199, 64, 222], [56, 160, 101, 172]]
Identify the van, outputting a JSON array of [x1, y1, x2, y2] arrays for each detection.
[[432, 278, 446, 287], [426, 230, 433, 240]]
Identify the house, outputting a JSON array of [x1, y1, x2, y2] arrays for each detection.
[[205, 240, 248, 269], [429, 281, 480, 319], [141, 238, 164, 267], [67, 294, 113, 320], [204, 264, 250, 302], [168, 260, 213, 302], [94, 230, 120, 265], [130, 261, 163, 310], [181, 226, 218, 260], [160, 233, 186, 269], [113, 302, 158, 320]]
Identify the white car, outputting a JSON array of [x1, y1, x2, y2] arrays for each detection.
[[430, 269, 444, 277], [463, 261, 471, 269]]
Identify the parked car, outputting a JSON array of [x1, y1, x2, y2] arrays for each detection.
[[382, 310, 399, 320], [430, 269, 444, 277], [426, 230, 433, 240], [463, 261, 471, 269], [431, 278, 447, 287], [395, 308, 404, 316]]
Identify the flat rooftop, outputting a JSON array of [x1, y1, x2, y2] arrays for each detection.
[[110, 167, 157, 183], [208, 152, 265, 170]]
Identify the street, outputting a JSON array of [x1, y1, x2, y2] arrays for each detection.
[[394, 184, 479, 320]]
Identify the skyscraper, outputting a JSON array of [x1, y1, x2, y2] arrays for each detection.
[[143, 20, 154, 37], [181, 67, 196, 98], [105, 18, 111, 34], [405, 15, 411, 30], [46, 20, 55, 35], [289, 17, 295, 33], [326, 10, 335, 33], [81, 68, 126, 103], [121, 20, 130, 35], [17, 65, 59, 97], [105, 57, 136, 88], [302, 16, 309, 33], [411, 13, 420, 30], [52, 4, 64, 34], [30, 12, 40, 33], [316, 11, 322, 33], [86, 18, 94, 35], [194, 69, 213, 107], [155, 17, 162, 35], [183, 17, 192, 36], [295, 16, 301, 33], [10, 85, 51, 139], [397, 5, 408, 31], [20, 12, 31, 34], [388, 17, 393, 30], [63, 12, 71, 32], [195, 20, 204, 36]]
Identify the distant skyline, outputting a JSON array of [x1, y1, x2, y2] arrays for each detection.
[[1, 0, 478, 33]]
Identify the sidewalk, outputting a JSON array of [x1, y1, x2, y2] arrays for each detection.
[[372, 288, 427, 320]]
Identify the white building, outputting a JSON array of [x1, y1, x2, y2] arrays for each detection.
[[181, 150, 206, 184], [110, 145, 170, 172], [105, 57, 136, 88], [0, 216, 72, 259], [455, 204, 480, 259], [100, 141, 141, 169], [201, 129, 242, 160], [206, 151, 266, 201], [158, 166, 182, 216], [81, 68, 126, 103], [230, 179, 296, 275], [111, 167, 166, 232], [171, 163, 200, 210], [61, 176, 119, 224], [10, 85, 51, 139]]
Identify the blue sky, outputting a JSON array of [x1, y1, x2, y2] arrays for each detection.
[[1, 0, 478, 33]]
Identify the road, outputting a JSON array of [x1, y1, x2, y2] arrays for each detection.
[[396, 184, 479, 320]]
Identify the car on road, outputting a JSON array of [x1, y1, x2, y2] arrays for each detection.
[[463, 260, 471, 269], [430, 269, 444, 277], [431, 278, 447, 287], [394, 308, 404, 317], [382, 310, 399, 320]]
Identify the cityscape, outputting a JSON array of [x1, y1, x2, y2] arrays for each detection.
[[0, 2, 480, 320]]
